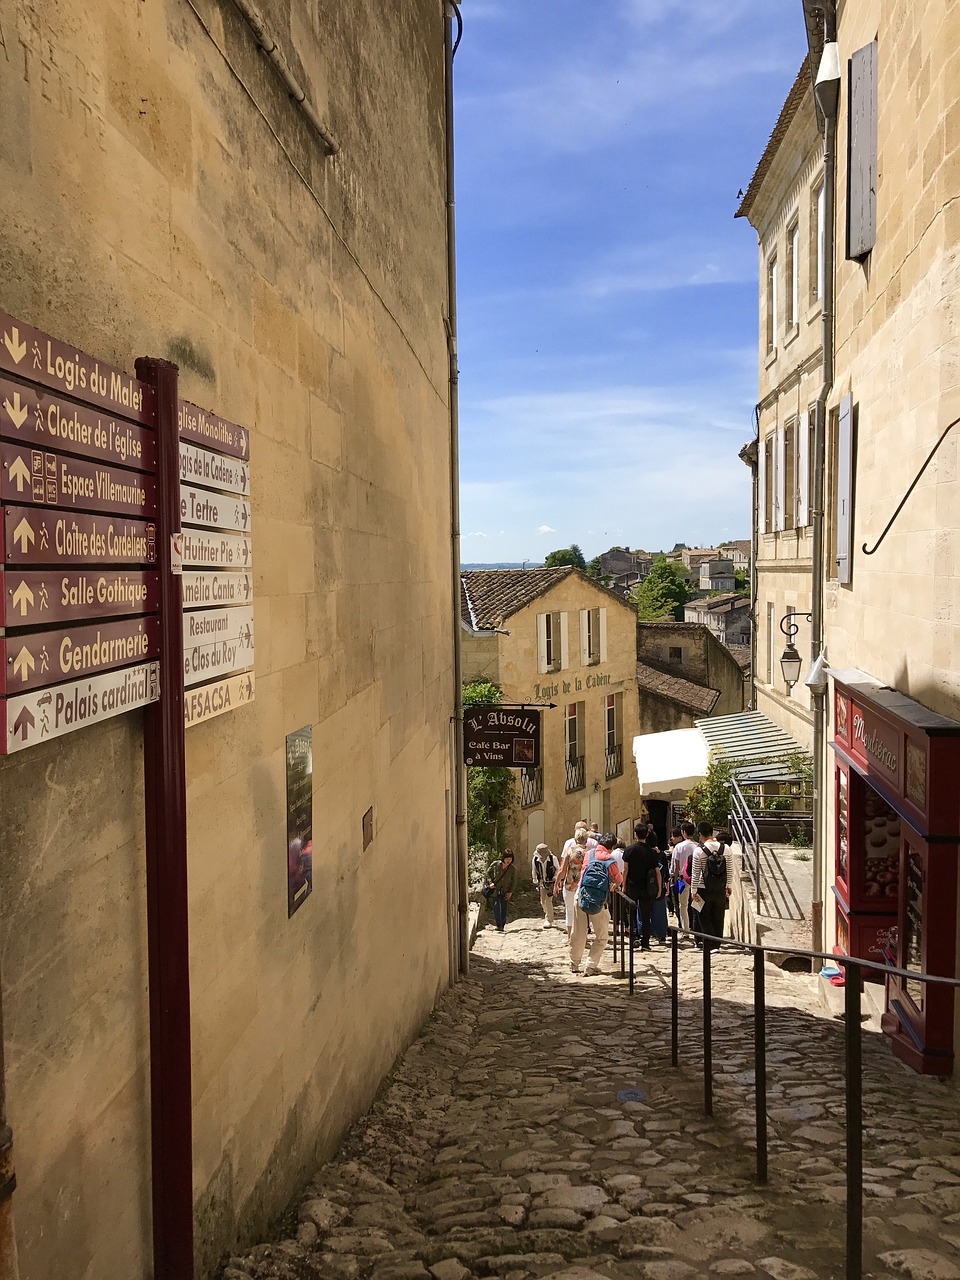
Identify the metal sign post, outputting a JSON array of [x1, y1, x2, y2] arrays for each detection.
[[136, 357, 193, 1280]]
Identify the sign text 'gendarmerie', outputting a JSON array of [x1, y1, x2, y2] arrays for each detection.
[[463, 705, 542, 769], [1, 616, 160, 695]]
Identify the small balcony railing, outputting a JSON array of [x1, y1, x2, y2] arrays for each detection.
[[520, 766, 543, 808], [605, 742, 623, 780], [565, 754, 585, 793]]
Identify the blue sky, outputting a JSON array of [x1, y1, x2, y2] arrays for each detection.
[[454, 0, 807, 564]]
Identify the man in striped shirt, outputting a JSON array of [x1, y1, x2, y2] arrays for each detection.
[[689, 822, 734, 952]]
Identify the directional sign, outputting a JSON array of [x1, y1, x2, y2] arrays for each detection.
[[179, 440, 248, 496], [179, 484, 251, 533], [0, 310, 155, 425], [184, 670, 255, 729], [179, 400, 248, 460], [1, 442, 157, 517], [1, 660, 160, 755], [182, 528, 251, 569], [0, 376, 156, 472], [181, 570, 252, 611], [2, 506, 157, 566], [182, 604, 254, 687], [0, 568, 160, 626], [1, 616, 160, 695]]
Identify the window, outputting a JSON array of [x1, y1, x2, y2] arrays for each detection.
[[605, 692, 622, 753], [763, 434, 775, 532], [668, 646, 683, 664], [580, 606, 606, 666], [565, 701, 585, 792], [847, 41, 878, 261], [812, 183, 825, 302], [783, 418, 796, 531], [786, 221, 800, 330], [766, 256, 778, 352], [796, 409, 812, 527], [537, 610, 566, 673], [835, 394, 855, 583], [767, 602, 776, 685]]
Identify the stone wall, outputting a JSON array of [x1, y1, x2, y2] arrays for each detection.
[[0, 0, 455, 1274]]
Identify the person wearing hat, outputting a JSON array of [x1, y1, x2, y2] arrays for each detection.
[[531, 842, 559, 927]]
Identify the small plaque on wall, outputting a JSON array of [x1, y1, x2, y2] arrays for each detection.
[[286, 725, 313, 917]]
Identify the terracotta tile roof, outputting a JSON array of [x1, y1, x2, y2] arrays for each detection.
[[726, 644, 752, 672], [460, 568, 574, 629], [735, 59, 811, 222], [690, 592, 750, 614], [635, 660, 719, 717]]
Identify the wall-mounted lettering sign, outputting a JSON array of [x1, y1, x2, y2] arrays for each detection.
[[463, 705, 542, 769], [286, 726, 313, 917]]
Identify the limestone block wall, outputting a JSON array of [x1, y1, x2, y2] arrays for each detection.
[[0, 0, 454, 1274]]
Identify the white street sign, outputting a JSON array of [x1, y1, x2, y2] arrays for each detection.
[[184, 670, 255, 728], [182, 528, 252, 569], [180, 484, 251, 533], [2, 660, 159, 754], [182, 605, 254, 687], [181, 570, 253, 611], [178, 440, 249, 496]]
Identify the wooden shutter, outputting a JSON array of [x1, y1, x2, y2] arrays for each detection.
[[579, 609, 589, 665], [774, 425, 786, 532], [559, 611, 569, 671], [599, 608, 607, 663], [836, 394, 854, 583], [536, 614, 548, 674], [758, 435, 767, 533], [847, 41, 878, 260], [796, 410, 810, 527]]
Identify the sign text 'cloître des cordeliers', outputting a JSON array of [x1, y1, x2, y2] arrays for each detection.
[[0, 310, 255, 752]]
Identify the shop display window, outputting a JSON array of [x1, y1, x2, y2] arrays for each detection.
[[902, 846, 924, 1012], [834, 763, 902, 913]]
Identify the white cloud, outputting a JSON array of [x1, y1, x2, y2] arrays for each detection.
[[465, 530, 488, 538], [537, 524, 556, 535], [579, 238, 757, 298]]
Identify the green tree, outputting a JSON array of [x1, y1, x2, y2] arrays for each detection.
[[543, 544, 586, 570], [463, 679, 515, 852], [685, 752, 735, 828], [632, 556, 691, 621], [584, 555, 611, 585], [734, 569, 749, 591]]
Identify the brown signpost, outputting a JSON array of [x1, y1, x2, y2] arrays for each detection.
[[0, 616, 161, 695], [0, 375, 157, 472], [0, 311, 155, 424], [0, 568, 161, 626], [1, 442, 158, 516], [1, 506, 157, 566]]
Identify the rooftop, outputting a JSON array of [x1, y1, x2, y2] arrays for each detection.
[[735, 59, 811, 223], [460, 567, 629, 630], [635, 661, 719, 718]]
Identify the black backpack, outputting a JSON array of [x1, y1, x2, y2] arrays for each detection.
[[701, 842, 727, 894]]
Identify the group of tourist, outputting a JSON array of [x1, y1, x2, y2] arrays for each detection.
[[482, 817, 734, 975]]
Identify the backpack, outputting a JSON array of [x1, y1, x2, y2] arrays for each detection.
[[701, 842, 727, 894], [645, 864, 661, 899], [578, 851, 613, 914]]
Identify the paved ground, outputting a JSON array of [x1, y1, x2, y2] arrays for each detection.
[[222, 902, 960, 1280]]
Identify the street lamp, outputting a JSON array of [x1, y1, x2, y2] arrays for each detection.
[[779, 611, 813, 690]]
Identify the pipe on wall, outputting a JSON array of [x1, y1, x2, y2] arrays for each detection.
[[227, 0, 340, 155], [444, 2, 470, 978]]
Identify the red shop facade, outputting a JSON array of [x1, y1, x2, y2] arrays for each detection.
[[831, 673, 960, 1076]]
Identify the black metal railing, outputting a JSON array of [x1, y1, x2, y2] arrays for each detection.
[[608, 889, 636, 994], [565, 754, 585, 792], [604, 742, 623, 780], [665, 924, 960, 1280], [519, 766, 543, 807]]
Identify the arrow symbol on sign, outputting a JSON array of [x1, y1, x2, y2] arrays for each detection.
[[243, 577, 251, 598], [12, 581, 34, 617], [12, 518, 34, 553], [12, 646, 35, 682], [242, 540, 249, 564], [3, 391, 27, 429], [8, 455, 30, 492], [3, 328, 26, 365], [13, 706, 34, 741]]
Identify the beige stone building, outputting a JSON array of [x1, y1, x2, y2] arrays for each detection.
[[736, 60, 824, 754], [741, 0, 960, 1075], [461, 569, 643, 851], [0, 2, 460, 1275]]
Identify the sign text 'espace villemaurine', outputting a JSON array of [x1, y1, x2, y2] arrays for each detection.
[[463, 705, 542, 769]]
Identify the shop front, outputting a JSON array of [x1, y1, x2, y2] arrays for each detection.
[[831, 672, 960, 1076]]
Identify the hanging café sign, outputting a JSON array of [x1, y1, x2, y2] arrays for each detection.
[[463, 705, 542, 769]]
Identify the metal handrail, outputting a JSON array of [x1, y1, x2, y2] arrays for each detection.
[[730, 777, 760, 900], [665, 923, 960, 1280], [609, 889, 636, 994]]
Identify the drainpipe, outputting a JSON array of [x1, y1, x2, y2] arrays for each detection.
[[810, 12, 840, 955], [444, 2, 470, 977]]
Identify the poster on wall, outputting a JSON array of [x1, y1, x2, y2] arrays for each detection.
[[286, 725, 313, 917]]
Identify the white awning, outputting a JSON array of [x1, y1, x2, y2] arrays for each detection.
[[632, 728, 709, 796]]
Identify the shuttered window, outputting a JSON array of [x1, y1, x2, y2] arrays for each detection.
[[796, 410, 811, 527], [835, 394, 855, 583], [766, 257, 778, 352], [774, 425, 786, 532], [847, 41, 878, 261], [787, 222, 800, 329]]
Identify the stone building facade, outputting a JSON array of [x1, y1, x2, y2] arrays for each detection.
[[461, 569, 643, 852], [0, 2, 457, 1275]]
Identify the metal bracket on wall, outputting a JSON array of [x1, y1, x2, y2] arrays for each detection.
[[862, 415, 959, 556]]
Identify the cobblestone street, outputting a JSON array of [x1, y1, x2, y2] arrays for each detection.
[[224, 911, 960, 1280]]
